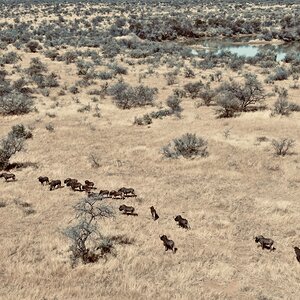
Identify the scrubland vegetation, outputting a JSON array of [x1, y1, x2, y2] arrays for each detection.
[[0, 0, 300, 299]]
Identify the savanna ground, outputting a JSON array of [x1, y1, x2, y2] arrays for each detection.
[[0, 1, 300, 299]]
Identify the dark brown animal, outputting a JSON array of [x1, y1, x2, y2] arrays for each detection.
[[99, 190, 110, 197], [64, 178, 78, 186], [119, 204, 135, 214], [175, 215, 190, 229], [82, 185, 91, 193], [0, 173, 16, 181], [150, 206, 159, 221], [255, 235, 275, 251], [49, 180, 61, 191], [118, 187, 136, 197], [110, 190, 125, 199], [294, 247, 300, 263], [70, 182, 82, 191], [160, 235, 177, 253], [85, 180, 95, 188], [38, 176, 49, 185]]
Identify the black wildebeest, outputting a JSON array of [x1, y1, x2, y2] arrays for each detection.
[[255, 235, 275, 251], [0, 173, 16, 181], [85, 180, 95, 188], [49, 180, 62, 191], [175, 215, 190, 229], [160, 235, 177, 253], [82, 185, 91, 193], [70, 182, 82, 191], [294, 247, 300, 263], [64, 178, 78, 186], [38, 176, 49, 185], [150, 206, 159, 221], [110, 190, 125, 199], [119, 204, 135, 215], [99, 190, 110, 198], [118, 187, 136, 197]]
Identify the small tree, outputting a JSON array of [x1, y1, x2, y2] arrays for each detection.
[[217, 73, 265, 112], [215, 92, 240, 118], [166, 95, 182, 114], [0, 124, 32, 170], [271, 138, 295, 156], [26, 40, 42, 53], [64, 198, 115, 267]]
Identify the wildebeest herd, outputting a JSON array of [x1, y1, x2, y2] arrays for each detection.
[[1, 171, 300, 260]]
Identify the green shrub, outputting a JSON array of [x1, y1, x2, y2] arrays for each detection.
[[0, 92, 33, 115], [108, 82, 157, 109], [162, 133, 208, 159]]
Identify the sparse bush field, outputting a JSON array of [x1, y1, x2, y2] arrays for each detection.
[[0, 1, 300, 299]]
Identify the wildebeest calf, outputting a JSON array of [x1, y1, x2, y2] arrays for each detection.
[[255, 235, 275, 251], [38, 176, 49, 185], [0, 173, 16, 181], [175, 215, 190, 229], [160, 235, 177, 253], [119, 204, 135, 215], [294, 247, 300, 263], [49, 180, 62, 191], [150, 206, 159, 221]]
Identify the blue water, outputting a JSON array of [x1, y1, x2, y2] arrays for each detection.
[[187, 37, 299, 61]]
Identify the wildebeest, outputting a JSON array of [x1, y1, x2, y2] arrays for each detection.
[[150, 206, 159, 221], [38, 176, 49, 185], [70, 182, 82, 191], [294, 247, 300, 263], [160, 235, 177, 253], [64, 178, 78, 186], [82, 185, 91, 193], [49, 180, 62, 191], [0, 173, 16, 181], [99, 190, 110, 197], [175, 215, 190, 229], [119, 204, 135, 215], [255, 235, 275, 251], [110, 190, 125, 199], [85, 180, 95, 188], [118, 187, 136, 197]]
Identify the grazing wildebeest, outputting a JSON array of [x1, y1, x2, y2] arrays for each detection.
[[294, 247, 300, 263], [110, 190, 125, 199], [255, 235, 275, 251], [85, 180, 95, 188], [118, 187, 136, 197], [119, 204, 135, 215], [49, 180, 62, 191], [175, 215, 190, 229], [160, 235, 177, 253], [150, 206, 159, 221], [38, 176, 49, 185], [0, 173, 16, 181], [99, 190, 110, 197]]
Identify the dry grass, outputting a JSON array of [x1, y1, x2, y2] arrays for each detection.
[[1, 5, 300, 300]]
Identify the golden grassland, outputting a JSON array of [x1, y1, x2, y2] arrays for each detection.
[[1, 38, 300, 300]]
